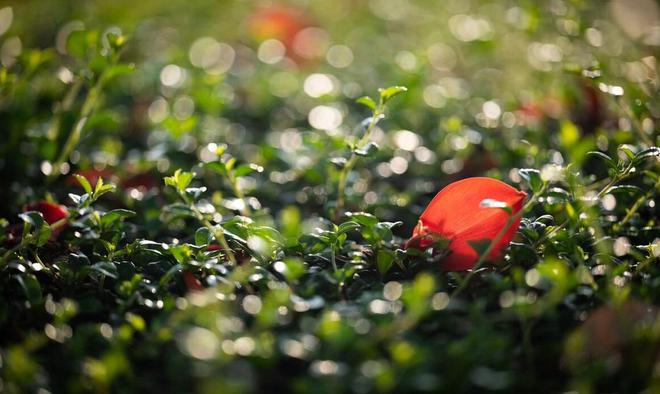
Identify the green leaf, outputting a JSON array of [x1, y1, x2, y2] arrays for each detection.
[[282, 258, 306, 281], [354, 141, 380, 157], [73, 174, 93, 195], [377, 249, 395, 275], [206, 161, 227, 175], [618, 145, 635, 161], [518, 168, 543, 193], [234, 163, 264, 177], [66, 29, 97, 59], [356, 96, 377, 110], [195, 227, 213, 246], [225, 157, 236, 173], [170, 244, 193, 264], [587, 151, 617, 169], [546, 187, 571, 203], [605, 185, 643, 194], [345, 212, 378, 227], [164, 169, 194, 193], [91, 261, 118, 279], [15, 274, 42, 306], [68, 252, 91, 272], [104, 63, 135, 80], [19, 211, 51, 246], [378, 86, 408, 103], [633, 147, 659, 165], [337, 221, 360, 235], [329, 157, 347, 168], [93, 177, 116, 201], [100, 209, 135, 227]]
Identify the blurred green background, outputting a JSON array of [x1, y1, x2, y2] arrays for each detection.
[[1, 0, 657, 225]]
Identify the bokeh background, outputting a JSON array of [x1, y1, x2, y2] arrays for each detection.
[[1, 1, 659, 393], [1, 0, 658, 236]]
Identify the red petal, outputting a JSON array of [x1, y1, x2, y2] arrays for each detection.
[[25, 201, 69, 225], [182, 270, 203, 292], [411, 177, 526, 271]]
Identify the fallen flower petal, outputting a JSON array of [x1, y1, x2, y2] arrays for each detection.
[[25, 201, 69, 225], [407, 177, 526, 271], [182, 270, 204, 292]]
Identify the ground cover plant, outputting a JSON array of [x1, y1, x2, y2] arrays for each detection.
[[0, 0, 659, 392]]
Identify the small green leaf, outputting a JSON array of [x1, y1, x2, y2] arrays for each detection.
[[633, 147, 659, 165], [378, 86, 408, 103], [225, 157, 236, 172], [587, 151, 617, 169], [518, 168, 543, 193], [73, 174, 93, 195], [100, 209, 135, 227], [345, 212, 378, 227], [354, 142, 380, 157], [15, 274, 42, 306], [164, 169, 194, 193], [605, 185, 643, 194], [337, 221, 360, 235], [234, 163, 264, 177], [170, 244, 192, 264], [618, 145, 635, 161], [377, 249, 395, 275], [356, 96, 377, 110], [68, 252, 91, 272], [19, 211, 51, 246], [282, 258, 305, 281], [195, 227, 213, 246], [329, 157, 347, 168], [91, 262, 118, 279]]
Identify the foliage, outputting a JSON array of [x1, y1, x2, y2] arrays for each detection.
[[0, 1, 659, 393]]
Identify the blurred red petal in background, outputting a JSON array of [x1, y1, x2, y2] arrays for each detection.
[[182, 270, 203, 292], [24, 201, 69, 225], [248, 5, 308, 50], [406, 177, 526, 271]]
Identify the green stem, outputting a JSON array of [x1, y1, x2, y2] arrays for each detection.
[[452, 188, 544, 298], [0, 217, 68, 268], [615, 177, 660, 231], [227, 171, 251, 217], [335, 104, 384, 221], [46, 79, 83, 141], [181, 192, 237, 266], [615, 98, 653, 147], [48, 53, 120, 183], [537, 162, 640, 248]]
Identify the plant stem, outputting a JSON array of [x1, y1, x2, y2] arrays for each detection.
[[0, 217, 68, 268], [452, 188, 544, 298], [615, 177, 660, 231], [226, 171, 251, 217], [535, 162, 641, 249], [181, 192, 237, 266], [48, 53, 119, 183], [330, 245, 338, 272], [616, 98, 653, 147], [203, 218, 237, 266], [335, 104, 383, 221]]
